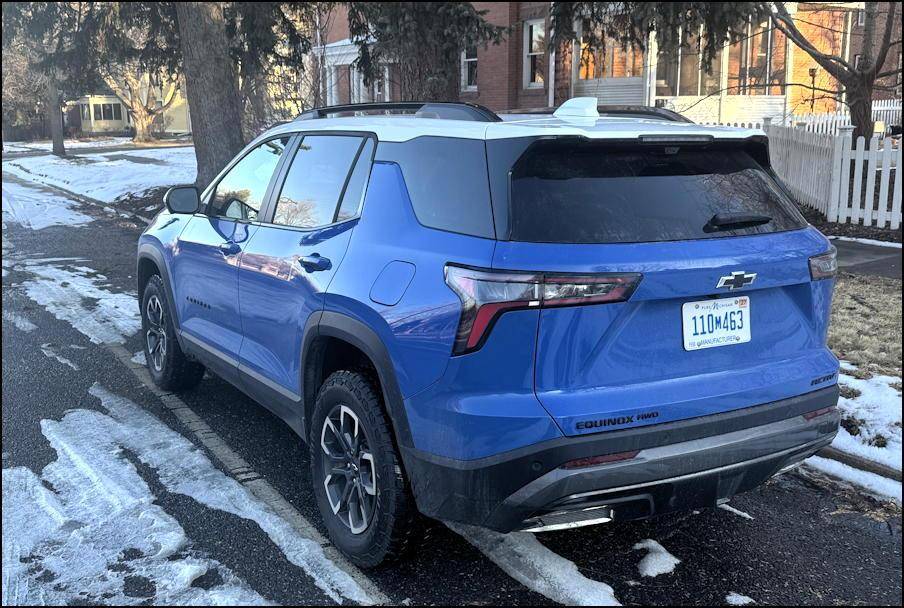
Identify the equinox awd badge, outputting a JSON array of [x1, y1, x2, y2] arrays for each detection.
[[717, 271, 757, 290]]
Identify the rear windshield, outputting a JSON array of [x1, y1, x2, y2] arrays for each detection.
[[509, 140, 805, 244]]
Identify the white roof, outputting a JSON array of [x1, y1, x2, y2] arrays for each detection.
[[258, 114, 763, 145]]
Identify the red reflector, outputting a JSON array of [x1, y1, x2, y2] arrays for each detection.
[[802, 406, 836, 421], [561, 450, 640, 470]]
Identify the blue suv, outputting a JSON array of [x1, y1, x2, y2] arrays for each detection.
[[137, 99, 840, 567]]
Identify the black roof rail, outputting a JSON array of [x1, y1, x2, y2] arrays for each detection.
[[296, 101, 502, 123]]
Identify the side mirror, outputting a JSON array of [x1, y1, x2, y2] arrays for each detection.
[[164, 186, 200, 214]]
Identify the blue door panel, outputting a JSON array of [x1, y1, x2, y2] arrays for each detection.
[[238, 222, 354, 396], [172, 216, 257, 362]]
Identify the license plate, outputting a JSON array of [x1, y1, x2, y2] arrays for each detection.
[[682, 296, 750, 351]]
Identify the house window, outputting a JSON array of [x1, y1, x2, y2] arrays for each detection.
[[579, 20, 643, 80], [655, 26, 722, 97], [523, 19, 545, 88], [113, 104, 123, 121], [93, 104, 102, 120], [727, 19, 786, 95], [461, 46, 478, 91], [856, 10, 866, 26], [853, 54, 862, 70]]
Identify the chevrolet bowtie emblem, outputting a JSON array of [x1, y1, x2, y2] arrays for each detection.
[[717, 271, 757, 290]]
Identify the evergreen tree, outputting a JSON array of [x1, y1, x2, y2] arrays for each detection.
[[346, 2, 505, 101]]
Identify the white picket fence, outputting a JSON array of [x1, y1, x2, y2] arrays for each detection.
[[765, 122, 902, 229], [780, 100, 902, 135]]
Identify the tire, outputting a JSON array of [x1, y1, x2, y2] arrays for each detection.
[[310, 370, 421, 568], [140, 274, 204, 391]]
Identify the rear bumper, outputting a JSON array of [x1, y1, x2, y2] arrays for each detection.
[[403, 386, 839, 532]]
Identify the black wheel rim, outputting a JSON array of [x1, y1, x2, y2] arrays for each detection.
[[145, 295, 167, 372], [320, 404, 377, 535]]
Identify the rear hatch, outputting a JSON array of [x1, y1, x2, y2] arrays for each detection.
[[491, 137, 838, 437]]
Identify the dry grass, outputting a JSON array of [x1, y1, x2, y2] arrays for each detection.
[[828, 272, 902, 378]]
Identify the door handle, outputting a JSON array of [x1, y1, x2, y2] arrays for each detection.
[[218, 241, 241, 255], [297, 254, 331, 272]]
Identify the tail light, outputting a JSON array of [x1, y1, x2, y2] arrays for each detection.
[[444, 264, 641, 355], [809, 246, 837, 280]]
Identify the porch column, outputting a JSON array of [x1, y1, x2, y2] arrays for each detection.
[[719, 41, 730, 123], [383, 65, 391, 101]]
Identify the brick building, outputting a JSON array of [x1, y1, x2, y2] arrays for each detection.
[[316, 2, 900, 123]]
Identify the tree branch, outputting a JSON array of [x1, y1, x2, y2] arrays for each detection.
[[871, 1, 899, 77], [768, 2, 852, 79]]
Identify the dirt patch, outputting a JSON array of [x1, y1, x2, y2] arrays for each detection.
[[112, 186, 168, 221], [798, 204, 903, 243], [829, 272, 903, 377]]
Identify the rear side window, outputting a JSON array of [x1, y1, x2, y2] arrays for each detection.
[[376, 137, 494, 238], [273, 135, 363, 228], [509, 141, 806, 244]]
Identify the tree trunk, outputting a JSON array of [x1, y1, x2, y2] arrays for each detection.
[[847, 78, 875, 141], [175, 2, 246, 189], [45, 75, 65, 157], [130, 105, 156, 143]]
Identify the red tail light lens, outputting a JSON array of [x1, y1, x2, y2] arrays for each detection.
[[809, 246, 837, 280], [444, 264, 642, 355]]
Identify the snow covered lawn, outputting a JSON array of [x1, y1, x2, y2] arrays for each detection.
[[832, 361, 902, 473], [2, 146, 196, 203], [2, 179, 93, 229]]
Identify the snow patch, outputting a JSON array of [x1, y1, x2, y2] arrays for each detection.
[[725, 592, 756, 605], [131, 350, 147, 366], [1, 179, 92, 229], [834, 365, 902, 472], [447, 522, 620, 606], [829, 236, 902, 249], [2, 311, 36, 332], [87, 384, 377, 604], [20, 261, 140, 344], [39, 342, 79, 370], [805, 456, 902, 504], [632, 539, 680, 578], [1, 421, 269, 605], [4, 146, 196, 203], [718, 503, 754, 520]]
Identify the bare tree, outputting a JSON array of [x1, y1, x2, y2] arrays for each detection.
[[765, 1, 900, 138], [552, 2, 902, 139]]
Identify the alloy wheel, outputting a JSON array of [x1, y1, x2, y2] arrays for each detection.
[[320, 404, 377, 534], [145, 295, 167, 372]]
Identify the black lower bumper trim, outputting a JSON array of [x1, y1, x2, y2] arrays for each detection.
[[403, 386, 839, 532]]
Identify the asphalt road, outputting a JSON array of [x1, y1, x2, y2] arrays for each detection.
[[2, 172, 902, 606]]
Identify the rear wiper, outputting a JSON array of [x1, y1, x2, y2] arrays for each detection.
[[703, 213, 772, 233]]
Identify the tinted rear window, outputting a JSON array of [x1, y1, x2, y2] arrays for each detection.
[[509, 141, 805, 244], [376, 137, 494, 238]]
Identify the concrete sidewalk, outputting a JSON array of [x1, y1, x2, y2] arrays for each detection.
[[832, 238, 902, 279]]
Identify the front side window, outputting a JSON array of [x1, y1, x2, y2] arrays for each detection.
[[524, 19, 545, 87], [272, 135, 364, 229], [209, 136, 290, 220], [462, 46, 478, 91]]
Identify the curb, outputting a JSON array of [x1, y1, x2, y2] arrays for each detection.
[[817, 446, 902, 481]]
